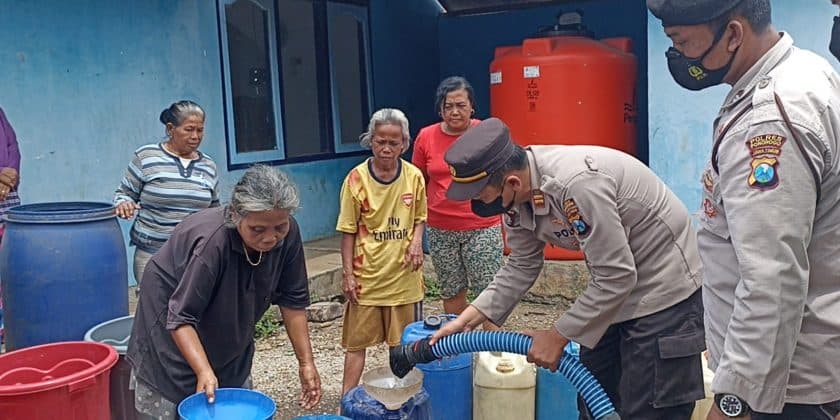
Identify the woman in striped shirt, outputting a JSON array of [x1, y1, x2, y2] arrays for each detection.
[[114, 100, 220, 291]]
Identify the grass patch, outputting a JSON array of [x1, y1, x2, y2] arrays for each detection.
[[423, 276, 478, 303], [254, 309, 281, 339], [424, 276, 442, 301]]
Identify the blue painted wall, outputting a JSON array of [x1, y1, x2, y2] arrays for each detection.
[[437, 0, 650, 163], [0, 0, 369, 285], [647, 1, 840, 218], [370, 0, 443, 137]]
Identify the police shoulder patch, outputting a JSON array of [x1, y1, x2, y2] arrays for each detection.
[[745, 134, 786, 190], [562, 198, 590, 237]]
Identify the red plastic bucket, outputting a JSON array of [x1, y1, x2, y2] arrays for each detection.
[[0, 341, 118, 420]]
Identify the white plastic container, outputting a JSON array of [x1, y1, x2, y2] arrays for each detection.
[[473, 351, 536, 420], [692, 353, 715, 420]]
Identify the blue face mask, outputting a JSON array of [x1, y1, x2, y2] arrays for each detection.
[[666, 23, 737, 91]]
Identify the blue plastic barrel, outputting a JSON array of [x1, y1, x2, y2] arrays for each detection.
[[536, 341, 581, 420], [0, 202, 128, 351], [340, 385, 431, 420], [401, 314, 472, 420]]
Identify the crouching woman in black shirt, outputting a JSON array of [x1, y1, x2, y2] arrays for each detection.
[[127, 164, 322, 419]]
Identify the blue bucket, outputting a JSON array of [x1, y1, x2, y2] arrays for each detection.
[[177, 388, 276, 420]]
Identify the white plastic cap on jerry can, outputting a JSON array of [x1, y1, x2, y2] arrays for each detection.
[[474, 352, 536, 420], [474, 352, 535, 389]]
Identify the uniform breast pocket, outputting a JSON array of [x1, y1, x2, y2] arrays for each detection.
[[699, 168, 730, 240]]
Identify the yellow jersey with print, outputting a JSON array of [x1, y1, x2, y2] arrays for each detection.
[[336, 158, 427, 306]]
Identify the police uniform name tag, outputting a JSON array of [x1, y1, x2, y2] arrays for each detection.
[[746, 134, 786, 190]]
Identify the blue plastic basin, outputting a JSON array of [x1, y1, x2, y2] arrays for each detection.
[[177, 388, 276, 420]]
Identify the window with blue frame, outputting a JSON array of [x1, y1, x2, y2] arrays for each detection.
[[218, 0, 372, 167]]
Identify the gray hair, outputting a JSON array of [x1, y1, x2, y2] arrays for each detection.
[[159, 100, 205, 127], [225, 165, 300, 226], [359, 108, 411, 152]]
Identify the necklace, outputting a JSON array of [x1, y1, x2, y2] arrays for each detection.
[[163, 141, 196, 160], [243, 241, 263, 266]]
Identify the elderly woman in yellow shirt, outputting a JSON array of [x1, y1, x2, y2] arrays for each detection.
[[336, 108, 427, 396]]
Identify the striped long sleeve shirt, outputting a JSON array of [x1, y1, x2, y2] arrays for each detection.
[[114, 143, 220, 252]]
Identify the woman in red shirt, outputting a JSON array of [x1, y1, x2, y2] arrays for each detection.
[[412, 77, 503, 321]]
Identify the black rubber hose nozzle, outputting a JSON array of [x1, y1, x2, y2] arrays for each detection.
[[389, 337, 437, 378]]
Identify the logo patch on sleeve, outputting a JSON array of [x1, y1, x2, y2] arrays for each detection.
[[746, 134, 786, 190], [563, 198, 590, 237]]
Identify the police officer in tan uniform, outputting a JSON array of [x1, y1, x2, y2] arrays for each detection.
[[430, 118, 705, 419], [649, 0, 840, 418]]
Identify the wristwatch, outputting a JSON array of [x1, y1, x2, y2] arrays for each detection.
[[714, 393, 751, 418]]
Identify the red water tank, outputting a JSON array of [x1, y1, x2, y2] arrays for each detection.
[[490, 12, 638, 260]]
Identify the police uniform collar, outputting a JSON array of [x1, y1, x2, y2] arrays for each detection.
[[722, 33, 794, 110], [525, 148, 549, 216], [509, 148, 549, 230]]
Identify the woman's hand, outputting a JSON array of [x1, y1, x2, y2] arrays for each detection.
[[342, 273, 360, 304], [404, 242, 424, 272], [298, 362, 322, 409], [195, 369, 219, 403], [115, 201, 140, 219], [0, 167, 17, 200]]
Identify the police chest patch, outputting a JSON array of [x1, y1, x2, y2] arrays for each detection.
[[563, 198, 590, 237], [746, 134, 786, 190], [703, 198, 718, 219], [702, 170, 714, 193]]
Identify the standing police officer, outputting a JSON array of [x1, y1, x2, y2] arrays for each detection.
[[648, 0, 840, 418], [831, 0, 840, 61], [430, 118, 705, 419]]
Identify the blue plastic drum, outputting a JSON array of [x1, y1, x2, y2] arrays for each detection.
[[536, 342, 581, 420], [401, 315, 472, 420], [177, 388, 276, 420], [0, 202, 128, 351]]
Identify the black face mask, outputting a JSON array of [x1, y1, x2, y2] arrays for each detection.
[[830, 16, 840, 62], [471, 183, 515, 217], [666, 24, 737, 91]]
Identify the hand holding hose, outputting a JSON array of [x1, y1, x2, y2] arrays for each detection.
[[391, 330, 620, 420], [522, 328, 569, 372]]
